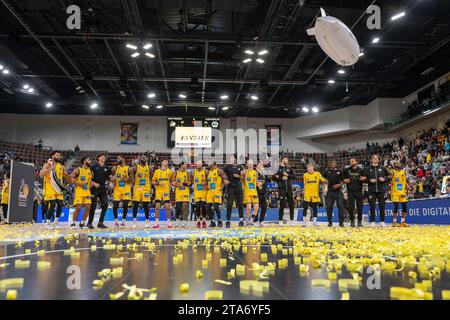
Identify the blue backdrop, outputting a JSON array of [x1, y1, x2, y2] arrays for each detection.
[[36, 197, 450, 225]]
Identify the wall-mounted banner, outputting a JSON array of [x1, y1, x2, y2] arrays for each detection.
[[120, 122, 138, 145], [266, 125, 282, 148]]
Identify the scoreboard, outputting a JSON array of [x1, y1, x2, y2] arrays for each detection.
[[167, 118, 220, 148]]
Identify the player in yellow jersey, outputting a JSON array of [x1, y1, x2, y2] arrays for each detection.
[[206, 162, 224, 228], [173, 162, 191, 228], [130, 155, 152, 229], [243, 159, 259, 226], [1, 173, 10, 223], [191, 161, 208, 228], [40, 151, 70, 229], [389, 162, 409, 227], [70, 157, 99, 229], [111, 156, 132, 228], [302, 163, 326, 227], [152, 160, 173, 229]]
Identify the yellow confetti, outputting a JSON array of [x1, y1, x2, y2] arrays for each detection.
[[179, 283, 189, 293], [204, 290, 223, 300], [6, 290, 17, 300]]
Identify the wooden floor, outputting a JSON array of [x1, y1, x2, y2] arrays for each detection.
[[0, 223, 449, 300]]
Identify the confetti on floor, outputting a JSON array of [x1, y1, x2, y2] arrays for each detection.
[[0, 223, 449, 300]]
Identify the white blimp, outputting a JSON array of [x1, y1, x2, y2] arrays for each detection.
[[307, 8, 360, 66]]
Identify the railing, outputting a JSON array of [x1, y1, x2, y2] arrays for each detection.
[[384, 90, 450, 131]]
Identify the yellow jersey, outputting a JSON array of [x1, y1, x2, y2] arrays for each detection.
[[391, 169, 407, 196], [43, 162, 65, 197], [75, 167, 92, 197], [175, 170, 190, 202], [303, 171, 325, 203], [244, 169, 258, 196], [207, 168, 222, 193], [114, 165, 130, 190], [1, 179, 9, 205], [193, 169, 207, 194], [153, 168, 172, 192], [134, 164, 151, 189]]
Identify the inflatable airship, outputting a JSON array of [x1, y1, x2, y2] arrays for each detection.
[[307, 8, 360, 66]]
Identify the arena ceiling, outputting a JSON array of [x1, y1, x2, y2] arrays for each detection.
[[0, 0, 449, 118]]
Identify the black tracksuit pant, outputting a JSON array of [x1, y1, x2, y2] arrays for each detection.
[[226, 186, 244, 221], [279, 189, 295, 221], [326, 191, 344, 224], [88, 190, 109, 224], [348, 191, 363, 222], [368, 192, 385, 222], [254, 193, 267, 223]]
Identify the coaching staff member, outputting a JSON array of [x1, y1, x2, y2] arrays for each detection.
[[342, 158, 365, 227], [87, 153, 112, 229], [223, 155, 245, 228], [361, 154, 389, 227], [274, 157, 296, 224], [323, 160, 344, 227]]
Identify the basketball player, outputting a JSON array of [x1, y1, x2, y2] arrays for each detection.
[[223, 155, 245, 228], [389, 162, 409, 227], [111, 156, 132, 228], [174, 162, 191, 228], [323, 160, 345, 227], [39, 151, 70, 229], [130, 155, 152, 229], [191, 161, 208, 228], [152, 159, 173, 229], [70, 157, 99, 229], [242, 159, 259, 226], [362, 154, 389, 227], [206, 162, 224, 228], [302, 163, 326, 227], [1, 173, 10, 222]]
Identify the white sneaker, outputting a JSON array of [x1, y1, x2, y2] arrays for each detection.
[[132, 223, 137, 229], [380, 222, 386, 228], [370, 222, 376, 227], [53, 222, 60, 229], [302, 220, 307, 227], [289, 221, 297, 226], [313, 221, 319, 226], [46, 223, 54, 230], [259, 222, 266, 227], [145, 222, 151, 229]]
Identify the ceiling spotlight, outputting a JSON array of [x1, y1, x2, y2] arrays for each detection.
[[302, 107, 310, 113], [90, 103, 98, 110], [2, 69, 10, 75], [250, 95, 259, 101], [179, 94, 187, 99], [79, 90, 86, 94], [312, 107, 319, 113], [391, 12, 405, 21], [23, 84, 30, 90], [0, 65, 3, 70], [256, 58, 265, 64], [142, 104, 150, 109], [328, 79, 336, 84], [208, 107, 216, 111], [126, 44, 138, 50], [372, 37, 380, 44], [148, 93, 156, 99], [220, 95, 229, 100], [258, 50, 268, 56], [359, 52, 365, 57], [143, 43, 153, 50], [222, 107, 230, 111], [244, 50, 255, 55], [338, 69, 346, 74], [45, 102, 53, 108], [156, 105, 163, 109], [131, 52, 140, 58], [145, 52, 155, 58], [242, 58, 252, 64], [27, 88, 35, 93]]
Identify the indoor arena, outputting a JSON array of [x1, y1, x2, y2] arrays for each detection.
[[0, 0, 449, 307]]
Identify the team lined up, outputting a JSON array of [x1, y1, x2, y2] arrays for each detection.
[[37, 151, 409, 229]]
